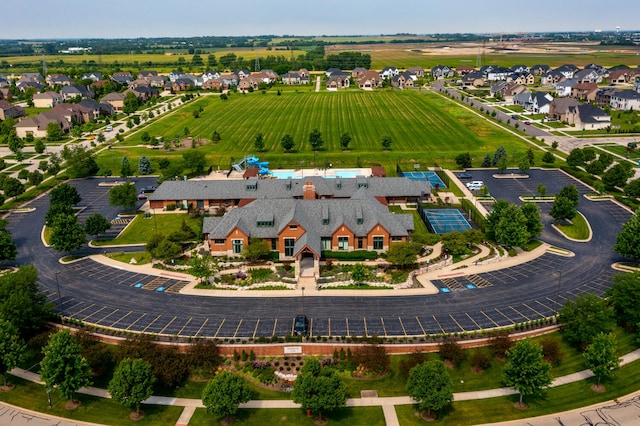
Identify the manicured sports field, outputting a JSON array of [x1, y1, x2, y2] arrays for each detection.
[[99, 89, 533, 174]]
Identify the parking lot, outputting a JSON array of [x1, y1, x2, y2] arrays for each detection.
[[7, 170, 633, 338]]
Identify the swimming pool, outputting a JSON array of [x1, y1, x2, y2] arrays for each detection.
[[269, 168, 369, 179]]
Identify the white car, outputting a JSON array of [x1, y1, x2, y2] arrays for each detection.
[[466, 181, 484, 191]]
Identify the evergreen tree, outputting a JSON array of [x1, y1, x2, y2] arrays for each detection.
[[120, 156, 132, 178], [138, 155, 153, 175], [481, 153, 492, 167], [492, 146, 507, 166]]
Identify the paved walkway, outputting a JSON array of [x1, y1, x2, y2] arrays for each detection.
[[8, 347, 640, 426]]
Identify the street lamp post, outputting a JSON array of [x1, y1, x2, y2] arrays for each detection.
[[55, 271, 62, 313], [301, 286, 305, 315], [555, 269, 563, 315]]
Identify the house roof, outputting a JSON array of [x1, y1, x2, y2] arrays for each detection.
[[33, 91, 62, 100], [612, 90, 640, 100], [151, 176, 429, 203], [550, 97, 579, 113], [202, 194, 415, 254], [576, 104, 609, 123]]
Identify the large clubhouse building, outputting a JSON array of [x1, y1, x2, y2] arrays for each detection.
[[149, 176, 430, 278]]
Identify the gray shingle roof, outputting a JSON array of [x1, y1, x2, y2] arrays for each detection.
[[150, 176, 429, 203]]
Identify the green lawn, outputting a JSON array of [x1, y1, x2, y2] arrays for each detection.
[[0, 377, 182, 426], [189, 406, 386, 426], [396, 357, 640, 425], [593, 144, 640, 161], [92, 213, 202, 246], [106, 251, 153, 264], [556, 211, 590, 241], [96, 90, 538, 174]]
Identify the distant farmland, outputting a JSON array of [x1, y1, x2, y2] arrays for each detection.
[[99, 90, 535, 174]]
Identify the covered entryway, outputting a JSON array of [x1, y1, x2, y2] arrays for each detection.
[[295, 249, 318, 280]]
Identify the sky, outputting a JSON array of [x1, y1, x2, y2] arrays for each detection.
[[2, 0, 639, 39]]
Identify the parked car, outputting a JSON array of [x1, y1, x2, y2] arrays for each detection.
[[141, 186, 157, 193], [466, 181, 484, 191], [456, 173, 473, 179], [105, 125, 113, 132], [524, 121, 531, 125], [137, 193, 148, 200], [511, 115, 518, 119], [293, 315, 309, 336]]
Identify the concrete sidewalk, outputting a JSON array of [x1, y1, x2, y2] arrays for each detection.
[[10, 347, 640, 426]]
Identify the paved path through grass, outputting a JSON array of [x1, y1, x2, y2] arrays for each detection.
[[8, 348, 640, 426]]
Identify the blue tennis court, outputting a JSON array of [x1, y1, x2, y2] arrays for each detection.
[[423, 209, 472, 234], [401, 171, 447, 188]]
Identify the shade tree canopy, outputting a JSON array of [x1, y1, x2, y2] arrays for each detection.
[[503, 339, 552, 407], [406, 360, 453, 419], [614, 209, 640, 262], [292, 357, 347, 422], [108, 358, 155, 416], [559, 293, 615, 348], [201, 371, 252, 423]]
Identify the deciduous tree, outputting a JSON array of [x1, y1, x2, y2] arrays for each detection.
[[84, 213, 111, 239], [46, 122, 64, 141], [50, 214, 87, 253], [385, 242, 420, 268], [308, 128, 323, 151], [0, 319, 26, 388], [292, 358, 347, 422], [339, 132, 352, 150], [455, 152, 472, 168], [253, 132, 265, 152], [182, 150, 206, 174], [406, 360, 453, 419], [559, 293, 615, 348], [584, 333, 619, 388], [503, 339, 552, 407], [202, 372, 252, 424], [550, 195, 577, 222], [0, 219, 17, 261], [381, 135, 392, 150], [520, 202, 543, 238], [0, 265, 48, 335], [607, 271, 640, 328], [40, 329, 92, 403], [109, 182, 138, 212], [614, 209, 640, 262], [108, 358, 155, 417]]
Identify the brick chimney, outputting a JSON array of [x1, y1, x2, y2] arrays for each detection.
[[303, 181, 316, 200]]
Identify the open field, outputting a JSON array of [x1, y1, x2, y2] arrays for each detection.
[[3, 41, 639, 73], [97, 90, 535, 174]]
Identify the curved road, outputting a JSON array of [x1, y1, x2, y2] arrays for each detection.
[[4, 170, 632, 338]]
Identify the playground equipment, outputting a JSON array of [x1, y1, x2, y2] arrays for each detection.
[[231, 155, 271, 176]]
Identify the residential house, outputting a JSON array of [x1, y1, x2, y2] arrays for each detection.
[[49, 102, 95, 124], [235, 70, 251, 80], [0, 100, 25, 120], [595, 87, 620, 107], [202, 192, 414, 278], [490, 81, 509, 97], [635, 77, 640, 93], [461, 71, 484, 87], [507, 72, 534, 86], [610, 90, 640, 110], [202, 78, 225, 91], [125, 86, 157, 102], [111, 72, 133, 85], [606, 68, 637, 84], [500, 83, 527, 103], [530, 92, 554, 114], [238, 76, 261, 92], [326, 74, 350, 90], [0, 88, 9, 100], [510, 64, 530, 74], [146, 75, 167, 88], [138, 71, 157, 79], [555, 79, 578, 97], [14, 110, 70, 138], [584, 63, 607, 75], [172, 77, 195, 92], [391, 72, 414, 89], [80, 72, 102, 82], [168, 71, 185, 82], [78, 99, 114, 117], [530, 64, 550, 75], [404, 66, 423, 79], [33, 91, 62, 108], [101, 92, 126, 112], [565, 104, 611, 130], [46, 73, 74, 86], [513, 91, 532, 108], [548, 98, 580, 122], [573, 69, 601, 84], [250, 71, 273, 84], [16, 80, 42, 92], [431, 65, 453, 79], [282, 72, 301, 85], [262, 70, 279, 81], [554, 64, 579, 79], [298, 69, 309, 79], [484, 66, 511, 81], [352, 67, 368, 79], [20, 73, 45, 85], [455, 65, 475, 76], [202, 71, 221, 82], [571, 82, 598, 101], [358, 70, 384, 90], [60, 84, 95, 101], [325, 68, 342, 77], [379, 66, 398, 79], [541, 70, 567, 87], [219, 74, 239, 88], [0, 74, 9, 88]]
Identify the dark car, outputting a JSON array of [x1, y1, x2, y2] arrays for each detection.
[[141, 186, 157, 193], [456, 172, 472, 179], [293, 315, 309, 336], [511, 115, 518, 119]]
